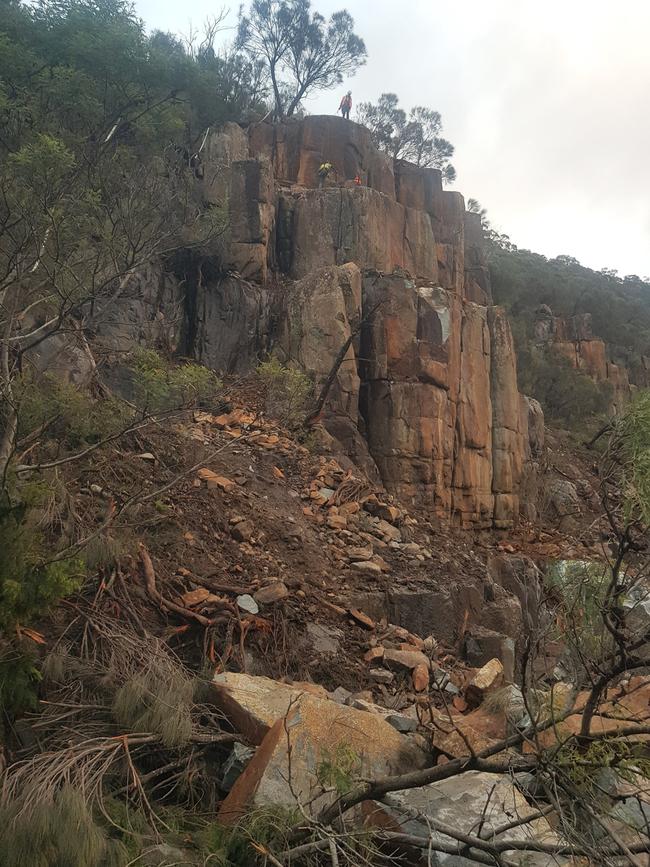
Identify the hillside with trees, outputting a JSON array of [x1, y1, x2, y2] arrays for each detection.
[[1, 2, 650, 866]]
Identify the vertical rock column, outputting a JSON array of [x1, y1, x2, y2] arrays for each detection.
[[488, 307, 525, 528]]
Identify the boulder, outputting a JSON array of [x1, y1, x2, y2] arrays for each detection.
[[212, 672, 330, 744], [218, 690, 428, 824], [364, 770, 559, 867], [465, 658, 505, 705]]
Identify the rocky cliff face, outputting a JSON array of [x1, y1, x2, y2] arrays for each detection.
[[534, 306, 635, 411], [102, 116, 538, 529]]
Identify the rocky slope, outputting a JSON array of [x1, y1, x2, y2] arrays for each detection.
[[95, 115, 542, 531]]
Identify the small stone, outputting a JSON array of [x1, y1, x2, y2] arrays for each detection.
[[181, 588, 211, 607], [365, 499, 402, 524], [384, 648, 430, 673], [231, 521, 254, 543], [306, 622, 343, 654], [444, 682, 460, 696], [136, 452, 156, 461], [412, 664, 430, 692], [432, 668, 450, 689], [422, 635, 438, 655], [364, 646, 385, 664], [221, 742, 255, 791], [351, 560, 383, 574], [254, 582, 289, 604], [369, 668, 394, 684], [375, 519, 402, 542], [197, 468, 237, 492], [347, 546, 374, 562], [236, 594, 259, 615], [401, 542, 422, 556], [339, 501, 360, 516], [349, 608, 375, 630], [318, 487, 336, 500], [466, 658, 504, 705], [327, 514, 347, 530], [330, 686, 352, 704], [386, 713, 418, 733]]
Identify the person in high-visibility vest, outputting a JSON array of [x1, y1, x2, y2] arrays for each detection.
[[339, 91, 352, 120], [318, 162, 334, 188]]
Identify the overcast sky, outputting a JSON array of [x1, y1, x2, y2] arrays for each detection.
[[134, 0, 650, 277]]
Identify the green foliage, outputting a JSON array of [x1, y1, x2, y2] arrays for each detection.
[[611, 391, 650, 525], [130, 349, 222, 414], [556, 738, 650, 805], [357, 93, 456, 182], [0, 493, 83, 632], [237, 0, 366, 119], [257, 357, 312, 427], [316, 742, 361, 795], [17, 373, 129, 447], [514, 342, 612, 429], [200, 807, 300, 866], [545, 560, 611, 659], [491, 247, 650, 369], [0, 645, 41, 716]]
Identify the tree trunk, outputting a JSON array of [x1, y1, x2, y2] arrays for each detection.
[[269, 61, 285, 121]]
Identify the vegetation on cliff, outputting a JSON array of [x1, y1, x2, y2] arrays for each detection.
[[357, 93, 457, 183], [1, 2, 650, 865], [477, 202, 650, 427]]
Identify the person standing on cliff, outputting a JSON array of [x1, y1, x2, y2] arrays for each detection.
[[339, 91, 352, 120]]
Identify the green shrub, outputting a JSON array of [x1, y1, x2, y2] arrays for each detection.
[[317, 743, 361, 795], [256, 357, 312, 428], [613, 391, 650, 525], [131, 348, 222, 413], [17, 372, 129, 448], [0, 493, 83, 632], [545, 560, 611, 659], [515, 344, 612, 430], [0, 645, 41, 716]]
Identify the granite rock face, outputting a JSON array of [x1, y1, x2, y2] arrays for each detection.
[[105, 116, 538, 528]]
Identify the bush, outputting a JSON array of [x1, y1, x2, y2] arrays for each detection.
[[256, 358, 312, 428], [131, 348, 222, 414], [0, 492, 83, 633], [17, 373, 129, 448], [515, 344, 612, 430]]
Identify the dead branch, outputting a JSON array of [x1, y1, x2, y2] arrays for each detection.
[[303, 300, 384, 427], [139, 543, 234, 627]]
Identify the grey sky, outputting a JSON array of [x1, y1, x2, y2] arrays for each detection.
[[134, 0, 650, 277]]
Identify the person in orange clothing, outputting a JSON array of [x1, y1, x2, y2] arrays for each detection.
[[339, 91, 352, 120]]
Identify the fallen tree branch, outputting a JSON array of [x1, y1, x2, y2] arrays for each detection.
[[139, 543, 235, 627]]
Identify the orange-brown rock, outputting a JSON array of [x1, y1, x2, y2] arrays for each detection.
[[218, 690, 428, 824]]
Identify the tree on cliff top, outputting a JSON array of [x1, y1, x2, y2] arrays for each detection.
[[236, 0, 366, 120], [357, 93, 457, 183]]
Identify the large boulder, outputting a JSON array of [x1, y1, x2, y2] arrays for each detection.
[[364, 771, 559, 867], [216, 681, 428, 824]]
